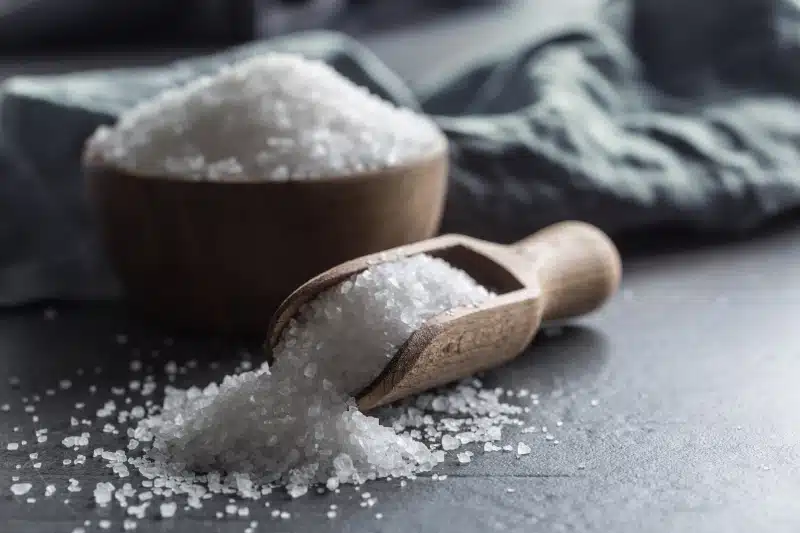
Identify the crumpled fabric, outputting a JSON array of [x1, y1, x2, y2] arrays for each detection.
[[1, 0, 799, 305]]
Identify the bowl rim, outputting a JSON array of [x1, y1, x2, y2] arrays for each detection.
[[83, 138, 449, 186]]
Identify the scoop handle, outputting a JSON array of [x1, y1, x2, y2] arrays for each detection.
[[510, 221, 622, 321]]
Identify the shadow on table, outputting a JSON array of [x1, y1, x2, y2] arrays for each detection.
[[480, 325, 611, 394]]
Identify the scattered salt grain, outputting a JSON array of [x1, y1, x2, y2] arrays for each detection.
[[441, 435, 460, 451], [98, 520, 111, 530], [94, 482, 115, 506], [123, 519, 138, 531], [7, 442, 18, 450], [160, 502, 177, 518], [85, 53, 445, 182], [10, 483, 32, 495], [517, 443, 531, 456], [45, 485, 55, 496]]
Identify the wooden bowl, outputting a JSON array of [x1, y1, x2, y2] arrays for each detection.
[[83, 149, 448, 334]]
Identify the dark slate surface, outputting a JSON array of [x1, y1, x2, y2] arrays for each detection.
[[4, 222, 800, 533]]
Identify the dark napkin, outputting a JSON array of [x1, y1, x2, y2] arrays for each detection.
[[2, 0, 800, 305]]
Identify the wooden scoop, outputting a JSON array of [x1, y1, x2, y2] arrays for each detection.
[[267, 221, 622, 411]]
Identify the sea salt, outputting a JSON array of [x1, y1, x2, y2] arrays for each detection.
[[5, 253, 547, 523], [94, 482, 115, 506], [132, 254, 493, 495], [85, 53, 444, 182], [457, 452, 473, 464], [160, 502, 177, 518], [10, 483, 32, 495]]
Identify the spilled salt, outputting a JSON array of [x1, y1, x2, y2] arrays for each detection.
[[10, 483, 32, 495], [135, 254, 493, 496]]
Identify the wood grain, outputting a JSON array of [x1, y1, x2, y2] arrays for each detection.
[[84, 149, 448, 334]]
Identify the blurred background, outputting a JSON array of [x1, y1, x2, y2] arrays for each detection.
[[0, 0, 501, 51]]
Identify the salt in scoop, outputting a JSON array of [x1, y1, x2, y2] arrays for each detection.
[[268, 221, 622, 411]]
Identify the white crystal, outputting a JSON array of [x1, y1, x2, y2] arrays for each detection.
[[159, 502, 177, 518], [10, 483, 32, 495], [85, 53, 445, 183]]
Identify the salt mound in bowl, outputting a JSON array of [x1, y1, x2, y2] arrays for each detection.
[[83, 53, 448, 334]]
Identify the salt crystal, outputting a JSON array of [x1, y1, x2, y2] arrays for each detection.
[[7, 442, 18, 450], [45, 485, 55, 496], [0, 404, 9, 412], [94, 482, 115, 506], [517, 443, 531, 456], [99, 520, 111, 529], [327, 511, 337, 519], [441, 435, 460, 451], [123, 519, 138, 531], [457, 452, 472, 464], [160, 502, 177, 518], [10, 483, 32, 495]]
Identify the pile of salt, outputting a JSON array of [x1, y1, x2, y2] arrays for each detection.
[[86, 53, 444, 181], [138, 254, 494, 495]]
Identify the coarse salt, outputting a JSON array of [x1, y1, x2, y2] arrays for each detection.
[[133, 254, 493, 497], [85, 53, 444, 182]]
